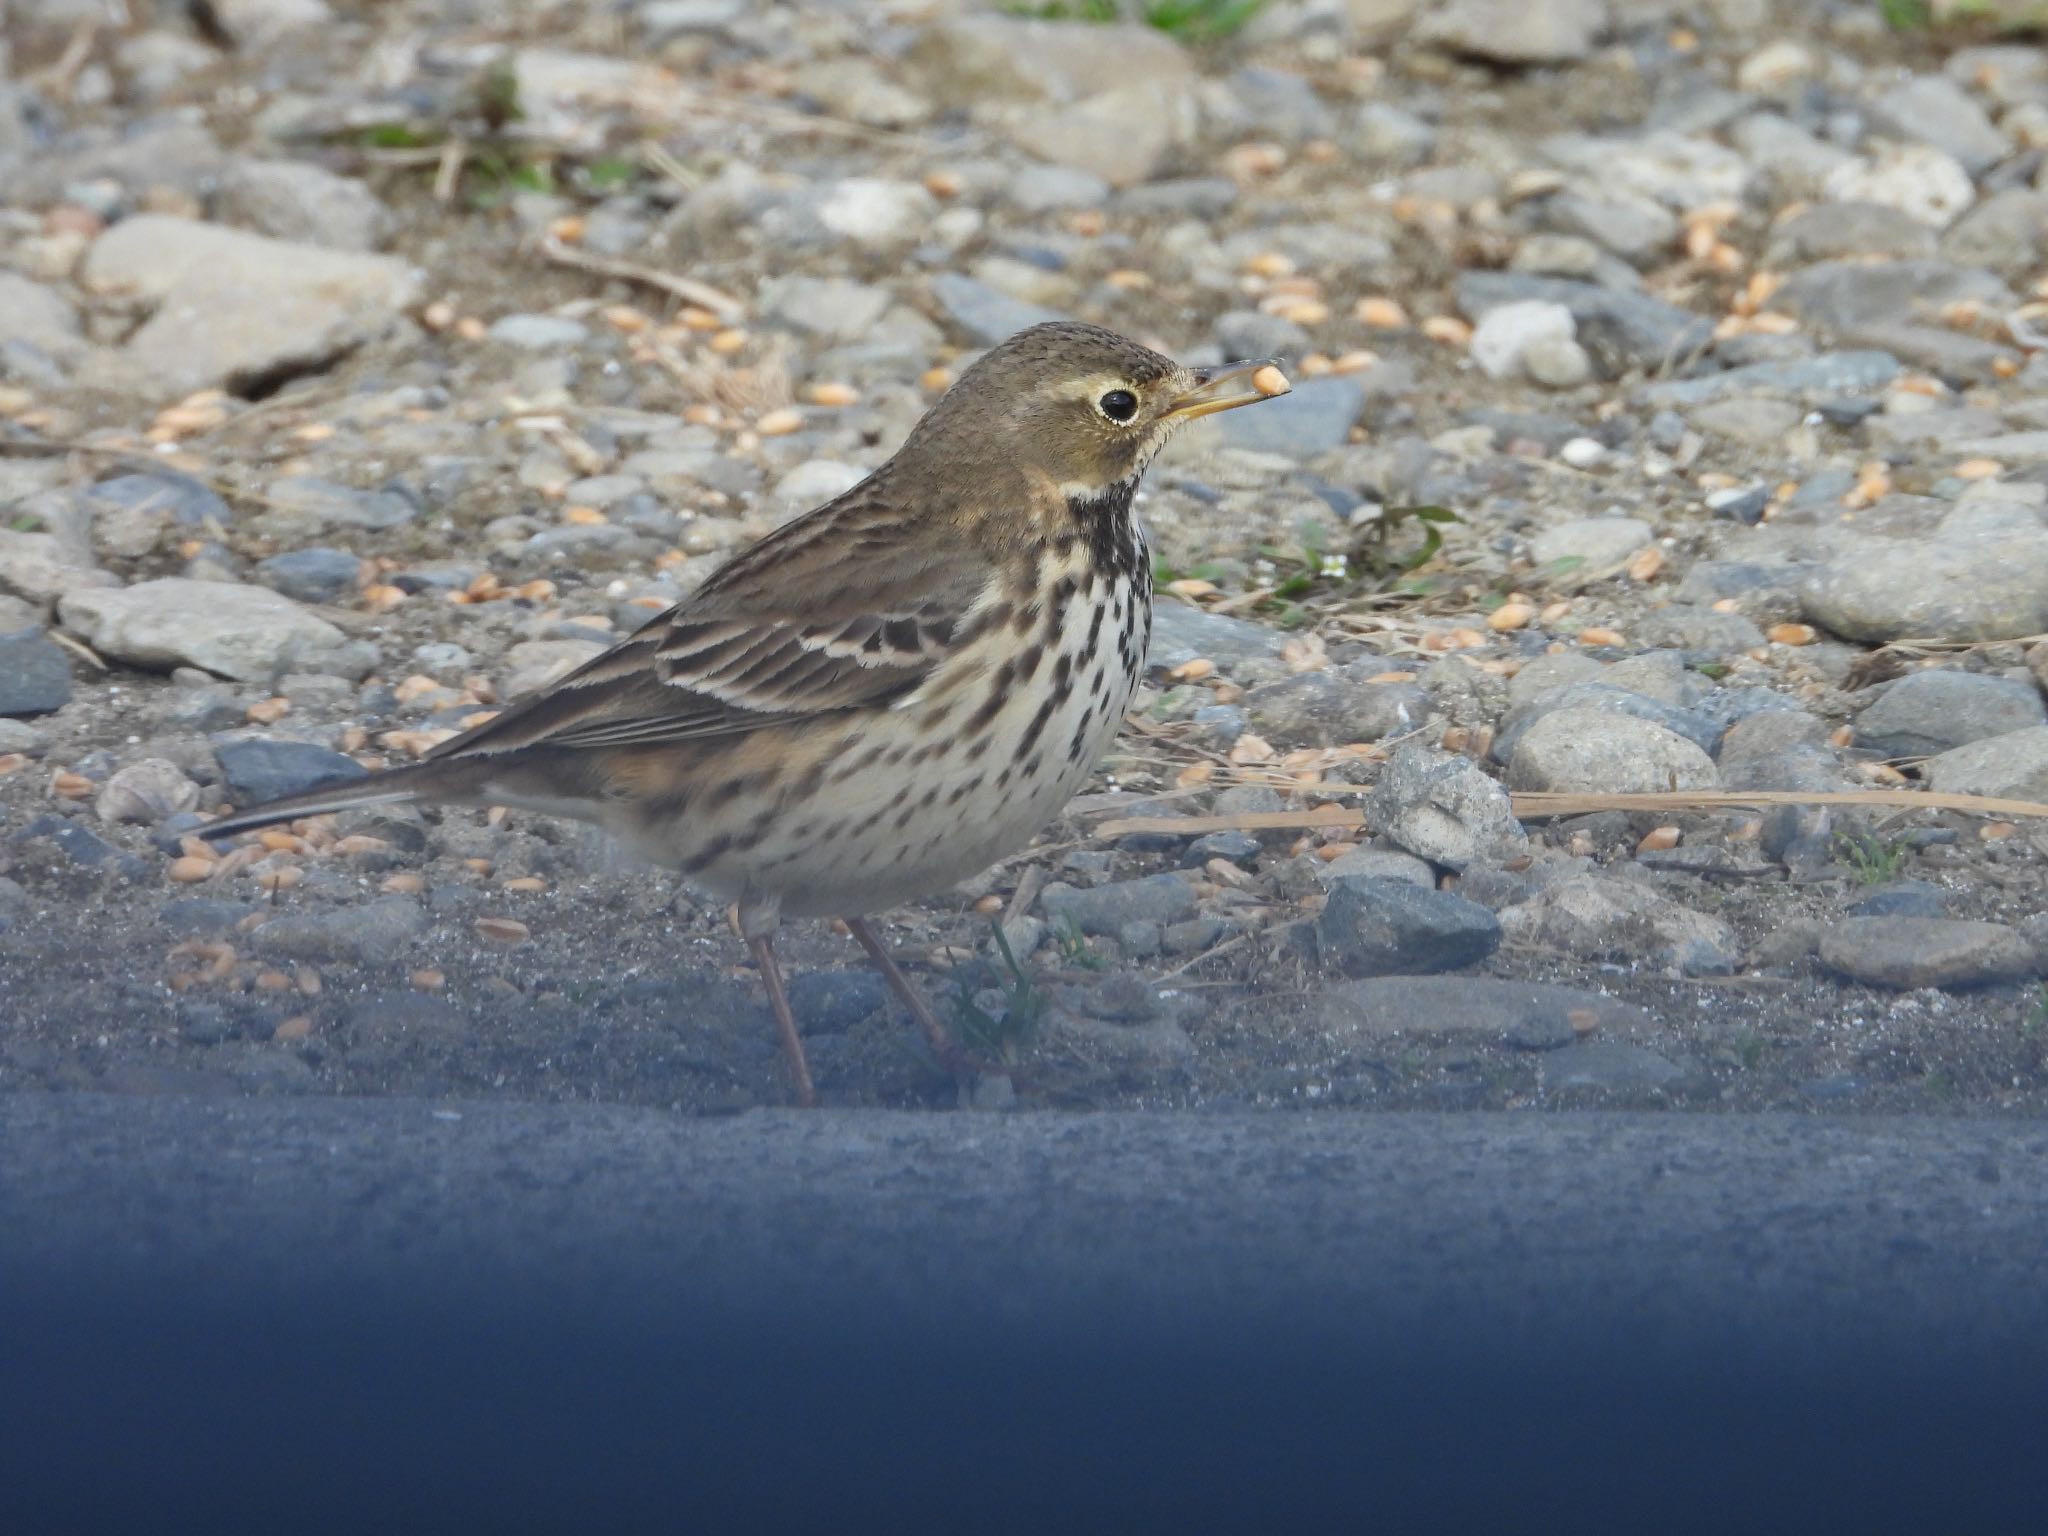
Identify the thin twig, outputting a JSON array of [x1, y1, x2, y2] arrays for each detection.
[[537, 234, 744, 321], [1093, 787, 2048, 839]]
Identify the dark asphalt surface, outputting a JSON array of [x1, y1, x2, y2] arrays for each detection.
[[6, 1095, 2048, 1531]]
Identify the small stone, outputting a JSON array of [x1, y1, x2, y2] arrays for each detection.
[[0, 530, 119, 609], [1241, 671, 1426, 749], [1507, 709, 1720, 794], [0, 628, 73, 716], [96, 759, 200, 824], [255, 547, 363, 604], [1470, 300, 1576, 382], [1819, 917, 2037, 990], [930, 273, 1067, 347], [1501, 872, 1738, 976], [487, 314, 589, 350], [1415, 0, 1608, 65], [213, 736, 368, 806], [251, 896, 426, 963], [214, 157, 394, 251], [1368, 744, 1527, 872], [1528, 516, 1652, 572], [1867, 75, 2011, 177], [817, 178, 936, 246], [773, 460, 866, 514], [1539, 1042, 1690, 1095], [1315, 878, 1502, 978], [1822, 145, 1977, 229], [1041, 874, 1197, 936], [1855, 670, 2047, 758], [1213, 376, 1363, 457], [1313, 975, 1651, 1050], [264, 476, 417, 532]]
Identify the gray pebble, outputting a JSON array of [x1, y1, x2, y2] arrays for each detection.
[[1315, 878, 1501, 978]]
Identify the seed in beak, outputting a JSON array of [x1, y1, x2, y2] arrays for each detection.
[[1252, 364, 1291, 398]]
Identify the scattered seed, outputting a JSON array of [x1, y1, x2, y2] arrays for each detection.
[[1766, 623, 1815, 646], [972, 894, 1004, 915], [272, 1016, 314, 1043], [1637, 826, 1682, 853], [755, 406, 803, 436], [1354, 297, 1409, 329], [502, 876, 547, 894], [1626, 547, 1665, 583], [805, 381, 859, 407], [1487, 602, 1535, 631], [1579, 626, 1625, 647], [411, 968, 446, 992], [1955, 458, 2004, 480], [1420, 315, 1473, 346], [1568, 1008, 1599, 1037], [50, 770, 92, 799], [474, 916, 530, 945], [1170, 658, 1216, 682], [1251, 364, 1291, 398], [383, 873, 425, 895], [167, 856, 214, 884]]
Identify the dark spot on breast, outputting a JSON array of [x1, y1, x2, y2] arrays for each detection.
[[1017, 692, 1059, 759], [1015, 641, 1045, 683], [682, 831, 734, 873]]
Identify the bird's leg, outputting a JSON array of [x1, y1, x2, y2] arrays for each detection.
[[736, 898, 816, 1108], [845, 916, 973, 1075]]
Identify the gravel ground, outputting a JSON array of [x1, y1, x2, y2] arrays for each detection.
[[5, 0, 2048, 1114]]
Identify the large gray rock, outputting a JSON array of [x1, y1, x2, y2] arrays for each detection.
[[1819, 918, 2038, 990], [1939, 189, 2048, 280], [1506, 709, 1720, 794], [78, 216, 421, 398], [1855, 671, 2047, 758], [58, 578, 348, 683], [1801, 535, 2048, 643], [1924, 727, 2048, 802]]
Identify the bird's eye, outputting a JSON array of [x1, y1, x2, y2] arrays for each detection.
[[1098, 389, 1138, 423]]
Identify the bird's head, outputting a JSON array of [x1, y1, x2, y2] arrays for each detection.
[[906, 322, 1290, 497]]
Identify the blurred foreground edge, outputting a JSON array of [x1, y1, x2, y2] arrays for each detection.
[[4, 1094, 2045, 1533]]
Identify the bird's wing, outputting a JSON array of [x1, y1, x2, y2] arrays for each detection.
[[423, 483, 996, 760]]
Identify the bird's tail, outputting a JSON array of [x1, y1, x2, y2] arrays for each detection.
[[202, 759, 483, 841]]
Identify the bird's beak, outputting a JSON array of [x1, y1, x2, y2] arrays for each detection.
[[1165, 359, 1292, 422]]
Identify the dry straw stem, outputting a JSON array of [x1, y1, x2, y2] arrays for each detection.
[[537, 234, 744, 321], [1092, 789, 2048, 840]]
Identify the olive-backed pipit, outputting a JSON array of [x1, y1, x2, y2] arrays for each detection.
[[207, 322, 1289, 1103]]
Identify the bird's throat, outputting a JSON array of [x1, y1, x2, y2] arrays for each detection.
[[1066, 476, 1146, 587]]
